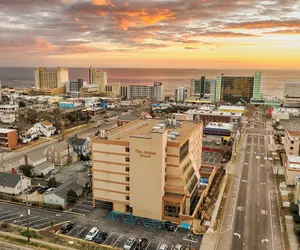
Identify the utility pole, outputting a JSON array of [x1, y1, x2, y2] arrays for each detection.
[[1, 150, 6, 172], [26, 193, 30, 243]]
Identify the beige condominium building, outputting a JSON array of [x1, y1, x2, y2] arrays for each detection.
[[92, 118, 203, 223], [35, 67, 69, 90]]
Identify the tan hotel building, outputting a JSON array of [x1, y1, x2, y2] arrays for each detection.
[[92, 119, 203, 223]]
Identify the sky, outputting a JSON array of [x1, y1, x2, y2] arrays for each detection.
[[1, 0, 300, 69]]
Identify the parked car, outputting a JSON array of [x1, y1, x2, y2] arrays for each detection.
[[45, 188, 55, 194], [124, 237, 136, 250], [164, 221, 175, 231], [158, 244, 168, 250], [60, 222, 75, 234], [174, 244, 183, 250], [85, 227, 99, 241], [94, 232, 108, 244], [135, 238, 149, 250]]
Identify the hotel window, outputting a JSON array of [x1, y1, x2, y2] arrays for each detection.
[[290, 147, 294, 150], [291, 141, 294, 144], [126, 186, 130, 191], [125, 157, 130, 162], [125, 147, 130, 152], [125, 167, 129, 172], [126, 196, 130, 200], [126, 176, 130, 181]]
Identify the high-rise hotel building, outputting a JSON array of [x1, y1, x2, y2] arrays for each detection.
[[34, 67, 69, 90], [215, 71, 261, 104], [91, 119, 203, 223]]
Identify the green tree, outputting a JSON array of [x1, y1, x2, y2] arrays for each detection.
[[26, 109, 38, 124], [18, 101, 26, 108], [66, 189, 78, 205], [18, 164, 33, 177], [67, 113, 77, 123], [47, 177, 58, 188]]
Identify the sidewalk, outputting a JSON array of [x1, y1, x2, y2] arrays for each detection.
[[0, 231, 76, 250], [285, 215, 299, 250]]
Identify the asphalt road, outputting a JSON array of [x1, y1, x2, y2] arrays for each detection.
[[217, 129, 283, 250]]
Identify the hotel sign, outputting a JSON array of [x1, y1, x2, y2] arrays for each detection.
[[135, 149, 156, 158]]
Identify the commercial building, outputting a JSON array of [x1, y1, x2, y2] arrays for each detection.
[[126, 85, 153, 100], [105, 83, 121, 97], [215, 71, 261, 104], [285, 156, 300, 186], [210, 80, 216, 102], [175, 86, 188, 102], [80, 84, 99, 97], [153, 82, 165, 101], [185, 110, 242, 124], [284, 83, 300, 107], [204, 122, 234, 137], [66, 79, 84, 93], [89, 68, 107, 92], [0, 128, 18, 148], [35, 67, 69, 90], [218, 105, 245, 114], [92, 118, 203, 223], [190, 77, 212, 99]]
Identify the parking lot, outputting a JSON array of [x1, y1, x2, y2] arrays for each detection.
[[202, 151, 222, 164], [0, 202, 70, 230], [0, 200, 203, 249]]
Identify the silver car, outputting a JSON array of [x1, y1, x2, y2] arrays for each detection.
[[124, 237, 136, 250]]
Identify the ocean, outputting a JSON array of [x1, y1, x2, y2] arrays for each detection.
[[0, 67, 299, 98]]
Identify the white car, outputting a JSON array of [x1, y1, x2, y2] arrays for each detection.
[[124, 237, 136, 250], [85, 227, 99, 241], [45, 188, 55, 194], [158, 244, 168, 250]]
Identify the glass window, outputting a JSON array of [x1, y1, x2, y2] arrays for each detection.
[[125, 147, 130, 152]]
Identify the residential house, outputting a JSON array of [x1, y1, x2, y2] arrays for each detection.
[[46, 141, 78, 166], [44, 181, 83, 209], [67, 135, 91, 158], [0, 173, 31, 195], [36, 121, 56, 137], [19, 152, 54, 177]]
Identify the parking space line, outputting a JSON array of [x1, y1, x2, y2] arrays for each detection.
[[171, 245, 175, 250], [66, 225, 78, 236], [3, 214, 23, 223], [72, 207, 90, 212], [156, 243, 161, 250], [33, 221, 51, 229], [0, 212, 21, 220], [103, 232, 113, 244], [112, 234, 123, 247], [145, 241, 151, 250], [0, 211, 15, 217], [75, 226, 86, 238], [27, 217, 49, 226], [16, 215, 38, 223]]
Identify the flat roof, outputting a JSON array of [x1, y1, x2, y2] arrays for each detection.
[[205, 122, 234, 130], [0, 128, 16, 133], [186, 110, 242, 117], [104, 118, 200, 143], [218, 105, 245, 111], [280, 117, 300, 133]]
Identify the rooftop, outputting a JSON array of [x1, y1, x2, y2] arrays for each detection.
[[45, 181, 82, 199], [99, 118, 201, 143], [0, 128, 16, 133], [280, 117, 300, 134], [0, 173, 22, 187], [218, 105, 245, 111], [205, 122, 234, 131]]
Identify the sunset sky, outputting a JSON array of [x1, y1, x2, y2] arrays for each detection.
[[1, 0, 300, 69]]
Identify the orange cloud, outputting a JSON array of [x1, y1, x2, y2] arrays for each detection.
[[74, 17, 79, 22], [226, 20, 300, 29], [35, 38, 57, 50], [92, 0, 114, 7], [98, 11, 106, 17], [112, 9, 175, 30], [198, 31, 258, 37], [80, 25, 88, 29], [264, 29, 300, 35]]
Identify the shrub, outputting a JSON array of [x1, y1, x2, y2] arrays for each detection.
[[20, 229, 41, 239], [289, 203, 299, 214]]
